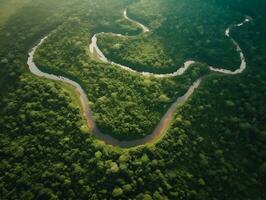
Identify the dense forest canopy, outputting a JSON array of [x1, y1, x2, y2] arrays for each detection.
[[98, 0, 243, 73], [0, 0, 265, 199]]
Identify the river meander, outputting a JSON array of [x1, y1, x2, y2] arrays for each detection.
[[27, 9, 251, 147]]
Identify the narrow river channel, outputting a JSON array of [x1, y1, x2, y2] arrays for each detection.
[[27, 9, 252, 148]]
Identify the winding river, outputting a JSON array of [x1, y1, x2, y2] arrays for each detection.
[[27, 9, 251, 148]]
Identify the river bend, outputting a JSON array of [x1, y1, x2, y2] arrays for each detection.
[[27, 9, 252, 147]]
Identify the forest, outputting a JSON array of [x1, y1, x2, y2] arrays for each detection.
[[97, 0, 242, 73], [0, 0, 265, 199], [34, 4, 208, 139]]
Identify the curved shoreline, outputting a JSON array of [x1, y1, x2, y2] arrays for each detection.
[[89, 10, 251, 77], [27, 9, 251, 148]]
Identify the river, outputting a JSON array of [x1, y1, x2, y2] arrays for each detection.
[[27, 9, 251, 148]]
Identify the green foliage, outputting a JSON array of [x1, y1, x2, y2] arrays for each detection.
[[34, 10, 208, 139], [98, 0, 243, 73], [0, 0, 265, 200], [112, 187, 124, 197], [259, 163, 266, 176]]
